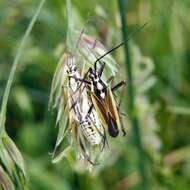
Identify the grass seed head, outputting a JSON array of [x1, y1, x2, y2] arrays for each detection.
[[0, 132, 28, 189], [49, 31, 121, 169]]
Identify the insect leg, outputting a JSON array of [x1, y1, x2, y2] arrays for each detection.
[[106, 76, 114, 84], [69, 90, 81, 119], [101, 127, 109, 151], [69, 100, 78, 111], [87, 104, 93, 115], [69, 83, 87, 111], [70, 76, 91, 85], [78, 131, 99, 165], [116, 83, 127, 136], [111, 80, 126, 92], [73, 68, 91, 94], [120, 113, 127, 136]]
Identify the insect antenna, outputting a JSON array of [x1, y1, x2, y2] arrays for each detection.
[[94, 22, 148, 66], [98, 61, 106, 77]]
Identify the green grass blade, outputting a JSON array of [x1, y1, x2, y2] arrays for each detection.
[[118, 0, 148, 189]]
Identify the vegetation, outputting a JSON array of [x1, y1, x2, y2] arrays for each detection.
[[0, 0, 190, 189]]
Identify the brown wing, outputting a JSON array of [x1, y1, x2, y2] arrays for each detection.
[[105, 86, 121, 130], [91, 92, 108, 125], [90, 87, 120, 137]]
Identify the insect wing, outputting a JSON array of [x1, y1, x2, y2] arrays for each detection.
[[106, 86, 121, 131], [90, 87, 120, 137], [90, 92, 108, 127]]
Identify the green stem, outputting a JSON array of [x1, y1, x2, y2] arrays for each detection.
[[118, 0, 148, 189], [0, 0, 46, 136]]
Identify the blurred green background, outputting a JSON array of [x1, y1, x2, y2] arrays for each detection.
[[0, 0, 190, 189]]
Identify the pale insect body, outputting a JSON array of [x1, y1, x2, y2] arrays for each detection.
[[66, 54, 82, 122], [79, 108, 104, 146], [66, 54, 104, 146]]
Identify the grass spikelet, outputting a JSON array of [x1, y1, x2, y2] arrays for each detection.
[[49, 31, 121, 165], [49, 0, 125, 169], [0, 165, 15, 190], [0, 134, 28, 189]]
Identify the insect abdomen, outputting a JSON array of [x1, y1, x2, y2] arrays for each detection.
[[108, 115, 119, 137], [80, 120, 102, 145]]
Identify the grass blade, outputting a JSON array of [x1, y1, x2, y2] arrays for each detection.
[[118, 0, 148, 189]]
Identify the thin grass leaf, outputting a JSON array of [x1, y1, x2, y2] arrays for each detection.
[[55, 104, 69, 148], [49, 54, 67, 110]]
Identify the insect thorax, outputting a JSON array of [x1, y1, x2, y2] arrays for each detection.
[[89, 68, 107, 99], [92, 78, 107, 99]]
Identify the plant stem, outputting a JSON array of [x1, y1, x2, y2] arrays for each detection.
[[0, 0, 46, 136], [118, 0, 148, 189]]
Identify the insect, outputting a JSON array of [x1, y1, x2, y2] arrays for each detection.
[[70, 59, 126, 138], [87, 61, 126, 137], [72, 23, 147, 138], [70, 47, 126, 138]]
